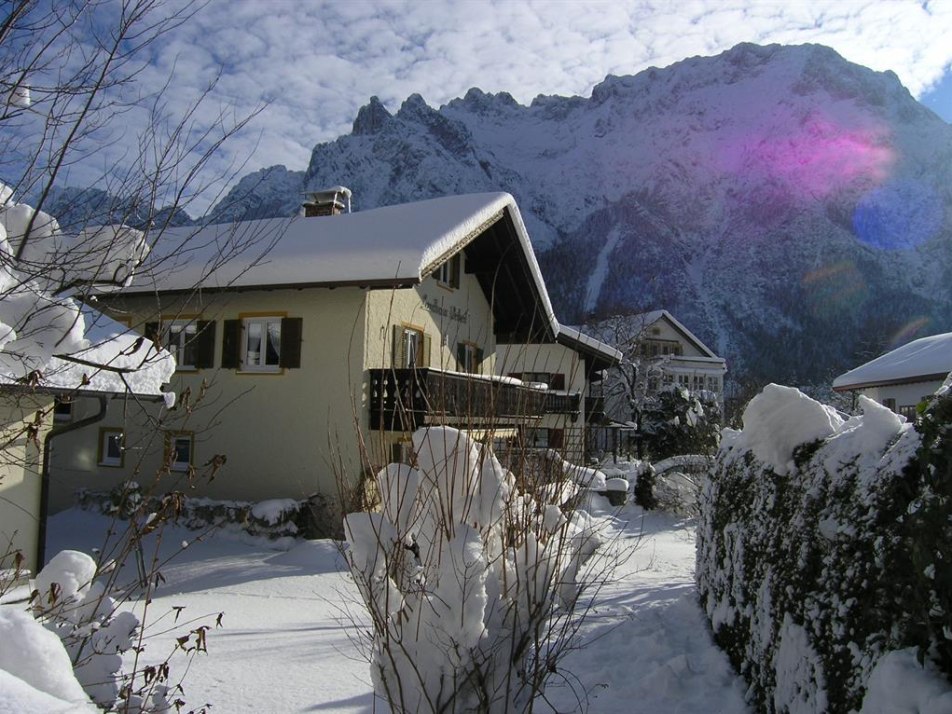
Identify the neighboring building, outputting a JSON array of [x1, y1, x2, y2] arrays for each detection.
[[53, 192, 616, 525], [497, 327, 620, 462], [628, 310, 727, 401], [0, 314, 172, 573], [832, 332, 952, 418]]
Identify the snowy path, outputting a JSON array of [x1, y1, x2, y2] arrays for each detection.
[[46, 506, 749, 713]]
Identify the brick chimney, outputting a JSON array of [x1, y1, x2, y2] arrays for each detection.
[[302, 186, 352, 217]]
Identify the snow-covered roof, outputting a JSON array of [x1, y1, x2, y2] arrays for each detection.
[[631, 310, 722, 360], [0, 308, 174, 400], [832, 332, 952, 391], [125, 193, 548, 296], [553, 325, 622, 366]]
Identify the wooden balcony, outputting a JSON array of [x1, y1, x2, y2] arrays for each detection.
[[369, 368, 551, 431]]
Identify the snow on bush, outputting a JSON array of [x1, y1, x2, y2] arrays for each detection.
[[30, 549, 165, 710], [0, 604, 97, 711], [0, 184, 150, 380], [697, 382, 952, 712], [344, 426, 605, 713]]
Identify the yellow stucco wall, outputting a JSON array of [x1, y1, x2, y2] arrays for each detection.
[[51, 287, 370, 509], [0, 394, 53, 574], [50, 263, 504, 513]]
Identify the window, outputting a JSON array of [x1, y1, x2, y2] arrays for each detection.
[[166, 433, 193, 472], [221, 316, 303, 371], [678, 374, 690, 387], [456, 342, 483, 374], [436, 254, 461, 289], [53, 397, 72, 423], [392, 325, 430, 368], [145, 319, 216, 370], [98, 428, 124, 467], [524, 427, 548, 449], [882, 398, 897, 412], [244, 316, 282, 371]]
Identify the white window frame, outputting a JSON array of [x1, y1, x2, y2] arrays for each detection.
[[242, 316, 282, 372], [458, 342, 482, 374], [401, 326, 424, 368], [166, 319, 199, 370], [168, 433, 193, 472], [99, 428, 124, 467], [436, 254, 461, 289]]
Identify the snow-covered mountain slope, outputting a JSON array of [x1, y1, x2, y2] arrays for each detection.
[[210, 43, 952, 388]]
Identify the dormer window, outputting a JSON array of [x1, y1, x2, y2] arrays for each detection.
[[436, 254, 461, 289]]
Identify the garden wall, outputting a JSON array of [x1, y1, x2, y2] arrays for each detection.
[[697, 381, 952, 712]]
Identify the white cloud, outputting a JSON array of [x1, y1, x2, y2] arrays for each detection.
[[52, 0, 952, 214]]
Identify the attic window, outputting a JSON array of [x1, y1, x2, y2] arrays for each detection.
[[436, 254, 461, 289]]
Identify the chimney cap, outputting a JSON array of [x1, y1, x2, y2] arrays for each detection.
[[302, 186, 352, 216]]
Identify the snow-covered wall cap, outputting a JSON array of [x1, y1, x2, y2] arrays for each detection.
[[832, 332, 952, 391]]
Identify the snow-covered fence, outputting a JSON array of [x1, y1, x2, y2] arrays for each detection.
[[697, 382, 952, 712]]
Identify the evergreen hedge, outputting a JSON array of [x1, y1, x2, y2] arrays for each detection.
[[696, 386, 952, 713]]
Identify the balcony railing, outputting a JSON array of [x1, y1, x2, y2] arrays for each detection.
[[543, 392, 582, 415], [369, 368, 556, 431]]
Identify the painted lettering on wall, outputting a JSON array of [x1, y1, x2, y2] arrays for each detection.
[[422, 295, 468, 324]]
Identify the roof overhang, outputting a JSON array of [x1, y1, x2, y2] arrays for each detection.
[[831, 373, 949, 393]]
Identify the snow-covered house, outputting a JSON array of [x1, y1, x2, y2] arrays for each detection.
[[832, 332, 952, 417], [496, 327, 620, 461], [53, 192, 616, 523], [630, 311, 726, 399]]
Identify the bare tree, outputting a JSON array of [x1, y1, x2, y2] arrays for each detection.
[[0, 2, 268, 710]]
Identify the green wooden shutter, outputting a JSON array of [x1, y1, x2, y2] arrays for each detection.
[[221, 319, 242, 369], [456, 343, 466, 371], [144, 321, 160, 345], [194, 320, 216, 369], [392, 325, 404, 368], [279, 317, 303, 369], [421, 333, 431, 368], [548, 428, 564, 449]]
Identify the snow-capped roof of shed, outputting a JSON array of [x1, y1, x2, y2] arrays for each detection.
[[0, 308, 175, 401], [832, 332, 952, 391], [123, 192, 559, 342]]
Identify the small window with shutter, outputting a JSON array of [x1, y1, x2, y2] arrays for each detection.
[[435, 253, 461, 289], [145, 318, 216, 370], [456, 342, 483, 374], [220, 315, 303, 372], [392, 325, 430, 368]]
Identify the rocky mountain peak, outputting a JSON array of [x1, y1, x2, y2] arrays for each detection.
[[352, 96, 392, 135]]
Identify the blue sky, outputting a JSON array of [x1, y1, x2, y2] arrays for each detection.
[[47, 0, 952, 212]]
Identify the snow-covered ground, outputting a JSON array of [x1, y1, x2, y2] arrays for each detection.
[[42, 503, 748, 713]]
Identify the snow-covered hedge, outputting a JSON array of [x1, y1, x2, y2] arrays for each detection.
[[697, 382, 952, 713]]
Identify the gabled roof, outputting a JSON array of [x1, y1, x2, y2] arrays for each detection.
[[832, 332, 952, 392], [123, 192, 559, 343], [630, 310, 722, 361]]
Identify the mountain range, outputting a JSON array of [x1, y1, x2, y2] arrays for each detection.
[[64, 43, 952, 391]]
